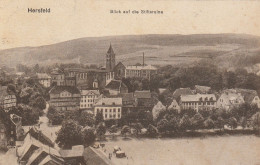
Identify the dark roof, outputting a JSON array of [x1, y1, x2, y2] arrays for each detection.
[[235, 88, 258, 103], [120, 93, 135, 102], [107, 44, 115, 55], [83, 147, 115, 165], [173, 88, 193, 99], [49, 86, 80, 94], [105, 80, 127, 90], [134, 91, 152, 99]]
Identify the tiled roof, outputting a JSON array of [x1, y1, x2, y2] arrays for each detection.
[[125, 65, 157, 70], [134, 90, 151, 99], [120, 93, 135, 102], [49, 86, 80, 95], [105, 80, 127, 90], [181, 94, 216, 102], [60, 145, 84, 158], [83, 147, 115, 165], [81, 90, 100, 96], [36, 73, 51, 79], [234, 88, 258, 103], [173, 88, 194, 99], [95, 97, 122, 106]]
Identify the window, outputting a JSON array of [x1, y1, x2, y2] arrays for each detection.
[[118, 114, 121, 118], [110, 109, 112, 112], [113, 108, 116, 112], [105, 109, 107, 112], [105, 114, 107, 118], [118, 108, 121, 112]]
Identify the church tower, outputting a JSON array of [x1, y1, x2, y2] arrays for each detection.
[[106, 44, 116, 71]]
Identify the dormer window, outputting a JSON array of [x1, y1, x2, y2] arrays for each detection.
[[112, 102, 115, 105], [102, 103, 105, 105]]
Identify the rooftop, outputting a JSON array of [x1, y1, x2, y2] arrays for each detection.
[[125, 65, 157, 70], [49, 86, 80, 95], [180, 94, 216, 102], [95, 97, 122, 106], [134, 90, 152, 99]]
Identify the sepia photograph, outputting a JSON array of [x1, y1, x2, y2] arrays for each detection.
[[0, 0, 260, 165]]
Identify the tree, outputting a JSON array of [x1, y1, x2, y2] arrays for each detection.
[[78, 111, 95, 127], [215, 116, 225, 131], [30, 96, 46, 111], [95, 112, 104, 125], [191, 113, 204, 130], [227, 117, 238, 130], [203, 118, 215, 129], [179, 114, 191, 131], [16, 104, 39, 125], [251, 112, 260, 133], [146, 124, 158, 137], [81, 128, 96, 147], [240, 117, 247, 129], [96, 122, 106, 139], [157, 119, 170, 134], [133, 123, 143, 136], [121, 125, 131, 137], [56, 120, 82, 148]]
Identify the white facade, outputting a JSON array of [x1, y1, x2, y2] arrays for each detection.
[[125, 65, 157, 79], [80, 90, 100, 109], [94, 97, 122, 120], [37, 73, 51, 88], [3, 95, 16, 109], [180, 94, 217, 111]]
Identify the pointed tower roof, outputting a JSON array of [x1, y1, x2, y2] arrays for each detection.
[[107, 43, 115, 54]]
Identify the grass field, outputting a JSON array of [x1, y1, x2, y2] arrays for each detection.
[[104, 135, 260, 165]]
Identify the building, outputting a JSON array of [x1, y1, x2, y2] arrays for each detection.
[[94, 97, 122, 120], [106, 44, 116, 71], [134, 90, 154, 109], [10, 114, 23, 145], [36, 73, 51, 88], [125, 65, 157, 80], [233, 88, 260, 108], [172, 88, 194, 101], [65, 68, 88, 85], [0, 119, 7, 149], [179, 94, 217, 111], [0, 86, 16, 111], [105, 80, 128, 96], [17, 131, 64, 165], [121, 93, 136, 115], [80, 90, 100, 110], [168, 99, 181, 112], [113, 62, 126, 79], [217, 91, 245, 110], [49, 86, 81, 111], [50, 68, 65, 86]]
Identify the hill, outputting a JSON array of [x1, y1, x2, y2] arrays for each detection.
[[0, 34, 260, 69]]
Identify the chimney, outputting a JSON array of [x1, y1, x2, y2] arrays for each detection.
[[143, 52, 145, 66]]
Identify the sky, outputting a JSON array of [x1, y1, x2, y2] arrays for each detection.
[[0, 0, 260, 50]]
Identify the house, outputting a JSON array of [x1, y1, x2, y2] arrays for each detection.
[[94, 97, 122, 120], [36, 73, 51, 88], [125, 65, 157, 80], [194, 85, 211, 94], [65, 68, 88, 86], [0, 86, 17, 112], [50, 68, 65, 86], [233, 88, 260, 108], [217, 91, 245, 110], [168, 99, 181, 112], [179, 94, 217, 111], [80, 90, 100, 110], [121, 93, 136, 115], [17, 132, 64, 165], [0, 119, 7, 149], [172, 88, 194, 101], [49, 86, 81, 111], [105, 80, 128, 96], [134, 90, 154, 109], [113, 62, 126, 79], [10, 114, 23, 145]]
